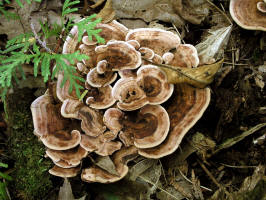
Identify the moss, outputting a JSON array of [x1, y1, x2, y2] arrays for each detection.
[[6, 88, 53, 200]]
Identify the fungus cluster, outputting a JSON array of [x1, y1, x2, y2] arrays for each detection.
[[31, 20, 210, 183]]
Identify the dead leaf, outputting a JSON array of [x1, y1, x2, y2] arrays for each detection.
[[90, 0, 106, 8], [128, 158, 157, 181], [58, 178, 86, 200], [196, 25, 232, 65], [254, 74, 265, 90], [96, 0, 115, 23], [157, 59, 224, 88], [95, 156, 119, 176]]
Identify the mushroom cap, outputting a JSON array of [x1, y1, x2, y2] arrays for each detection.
[[112, 77, 148, 111], [31, 92, 68, 137], [78, 106, 106, 137], [82, 36, 98, 46], [257, 1, 266, 13], [103, 108, 124, 134], [126, 28, 181, 56], [56, 72, 78, 102], [61, 98, 83, 119], [49, 165, 81, 178], [134, 105, 170, 148], [139, 47, 155, 60], [46, 146, 88, 168], [118, 69, 137, 79], [95, 40, 142, 71], [77, 62, 89, 74], [168, 44, 199, 68], [126, 40, 140, 50], [96, 20, 129, 42], [86, 67, 117, 88], [79, 44, 98, 68], [137, 65, 174, 105], [41, 130, 81, 151], [138, 84, 210, 159], [86, 85, 116, 110], [80, 134, 122, 156], [81, 146, 138, 183], [63, 25, 78, 54], [230, 0, 266, 31]]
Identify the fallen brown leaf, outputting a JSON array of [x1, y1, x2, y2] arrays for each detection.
[[96, 0, 115, 23], [145, 58, 224, 88]]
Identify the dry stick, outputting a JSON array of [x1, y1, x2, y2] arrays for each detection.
[[178, 168, 212, 192], [211, 123, 266, 156], [219, 163, 257, 169], [171, 23, 186, 44], [141, 58, 209, 85], [197, 159, 233, 200], [206, 0, 233, 25]]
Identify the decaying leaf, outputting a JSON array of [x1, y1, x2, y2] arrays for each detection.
[[153, 58, 224, 88], [90, 0, 106, 8], [95, 156, 119, 176], [58, 178, 86, 200], [128, 158, 157, 181], [96, 0, 115, 23], [196, 25, 232, 65]]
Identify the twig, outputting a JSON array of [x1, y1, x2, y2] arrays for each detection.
[[206, 0, 233, 25], [210, 123, 266, 157], [220, 163, 257, 169], [30, 22, 53, 54], [178, 168, 212, 192], [138, 175, 181, 200], [197, 159, 233, 199], [171, 23, 185, 44], [223, 62, 248, 66]]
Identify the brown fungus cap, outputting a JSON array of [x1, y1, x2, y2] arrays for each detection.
[[166, 44, 199, 68], [103, 108, 124, 134], [86, 85, 116, 110], [61, 98, 83, 119], [49, 165, 81, 178], [31, 91, 67, 137], [79, 44, 98, 69], [81, 146, 138, 183], [257, 1, 266, 13], [138, 84, 210, 159], [86, 67, 117, 88], [41, 130, 81, 151], [112, 78, 148, 111], [78, 106, 106, 137], [137, 65, 174, 105], [123, 105, 170, 149], [46, 146, 88, 168], [126, 28, 181, 56], [80, 134, 122, 156], [96, 20, 129, 42], [230, 0, 266, 31], [95, 40, 142, 71]]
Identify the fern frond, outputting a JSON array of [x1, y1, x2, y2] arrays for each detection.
[[14, 0, 41, 8], [52, 51, 88, 97], [62, 0, 80, 17], [5, 32, 33, 48], [76, 14, 105, 44]]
